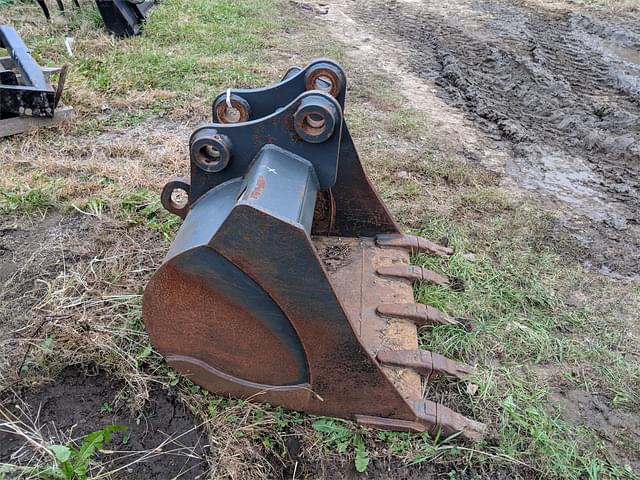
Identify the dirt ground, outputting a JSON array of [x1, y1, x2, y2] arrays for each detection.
[[0, 366, 208, 478], [0, 211, 211, 477], [0, 0, 639, 478], [327, 0, 640, 279]]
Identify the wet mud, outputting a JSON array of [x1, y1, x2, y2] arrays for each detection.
[[350, 0, 640, 278], [316, 237, 353, 272], [552, 388, 640, 472], [530, 363, 640, 471], [0, 366, 208, 479]]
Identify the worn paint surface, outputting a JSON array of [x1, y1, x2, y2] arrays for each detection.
[[249, 175, 266, 199]]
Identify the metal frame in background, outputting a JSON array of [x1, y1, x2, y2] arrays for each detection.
[[0, 25, 62, 119], [35, 0, 155, 38], [0, 25, 73, 137]]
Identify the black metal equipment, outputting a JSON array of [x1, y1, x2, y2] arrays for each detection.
[[95, 0, 154, 37], [35, 0, 155, 38], [0, 25, 62, 119]]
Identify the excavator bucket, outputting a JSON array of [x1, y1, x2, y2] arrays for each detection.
[[143, 59, 486, 441]]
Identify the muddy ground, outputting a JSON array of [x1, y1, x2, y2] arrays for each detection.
[[0, 212, 209, 478], [340, 0, 640, 279], [0, 366, 208, 478], [312, 0, 640, 473]]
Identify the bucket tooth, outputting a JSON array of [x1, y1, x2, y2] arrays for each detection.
[[377, 264, 449, 286], [376, 233, 453, 257], [410, 399, 486, 442], [377, 349, 473, 380], [377, 303, 458, 326], [355, 414, 428, 433]]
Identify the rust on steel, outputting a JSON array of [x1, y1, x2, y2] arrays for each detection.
[[410, 400, 486, 441], [356, 400, 487, 441], [357, 400, 486, 442], [214, 97, 250, 124], [377, 303, 458, 326], [160, 176, 190, 219], [316, 237, 421, 401], [376, 233, 453, 257], [377, 264, 450, 286], [377, 349, 473, 380], [304, 63, 344, 99]]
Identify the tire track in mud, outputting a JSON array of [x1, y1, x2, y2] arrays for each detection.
[[350, 0, 640, 277]]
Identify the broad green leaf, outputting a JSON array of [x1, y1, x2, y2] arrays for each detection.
[[49, 445, 72, 463], [137, 345, 153, 359], [312, 418, 348, 435], [354, 447, 370, 473], [353, 435, 369, 473]]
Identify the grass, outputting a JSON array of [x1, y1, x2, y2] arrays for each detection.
[[0, 173, 179, 240], [0, 179, 62, 215], [0, 395, 205, 479], [44, 425, 127, 480], [0, 0, 639, 479], [119, 188, 181, 239], [410, 221, 637, 478], [337, 63, 640, 477], [1, 0, 280, 121], [72, 1, 273, 94], [0, 407, 124, 480]]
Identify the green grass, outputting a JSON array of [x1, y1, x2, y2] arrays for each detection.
[[0, 424, 126, 480], [340, 72, 639, 477], [312, 418, 371, 472], [400, 218, 639, 479], [46, 425, 127, 480], [11, 0, 279, 116], [0, 172, 179, 241], [0, 176, 64, 215], [120, 188, 181, 240]]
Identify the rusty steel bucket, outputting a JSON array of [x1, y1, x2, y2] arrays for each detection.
[[143, 59, 485, 441]]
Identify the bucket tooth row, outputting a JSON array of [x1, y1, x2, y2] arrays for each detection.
[[143, 58, 486, 443]]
